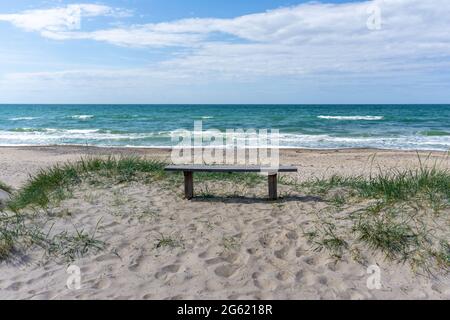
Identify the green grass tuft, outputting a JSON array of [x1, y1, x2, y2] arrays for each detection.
[[8, 164, 81, 211], [0, 212, 104, 263], [309, 223, 348, 259], [0, 232, 14, 260], [45, 224, 105, 263], [356, 218, 419, 260], [0, 181, 13, 194], [302, 166, 450, 203], [8, 156, 168, 211], [155, 233, 183, 249]]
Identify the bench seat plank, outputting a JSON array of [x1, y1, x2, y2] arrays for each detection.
[[164, 165, 297, 173]]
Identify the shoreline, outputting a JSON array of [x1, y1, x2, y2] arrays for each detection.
[[1, 144, 449, 154]]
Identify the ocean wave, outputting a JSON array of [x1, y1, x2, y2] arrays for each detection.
[[318, 116, 384, 121], [0, 128, 165, 143], [66, 129, 100, 134], [201, 116, 214, 119], [69, 115, 94, 120], [0, 130, 449, 151], [8, 117, 40, 121], [168, 131, 450, 151], [10, 127, 44, 132]]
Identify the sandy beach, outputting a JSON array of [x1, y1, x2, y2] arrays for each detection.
[[0, 146, 449, 300]]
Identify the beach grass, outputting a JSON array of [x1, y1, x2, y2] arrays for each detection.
[[44, 221, 105, 262], [0, 228, 15, 260], [355, 218, 419, 260], [7, 156, 168, 211], [0, 210, 104, 263], [296, 162, 450, 273], [311, 224, 349, 259], [1, 156, 264, 261], [2, 155, 449, 272], [8, 156, 265, 211], [0, 180, 12, 194], [297, 165, 450, 203], [155, 233, 184, 249]]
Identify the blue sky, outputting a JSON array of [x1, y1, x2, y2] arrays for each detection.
[[0, 0, 449, 104]]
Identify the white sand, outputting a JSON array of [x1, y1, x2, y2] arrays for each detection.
[[0, 146, 449, 300]]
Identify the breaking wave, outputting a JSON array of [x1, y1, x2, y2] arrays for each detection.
[[318, 116, 384, 121]]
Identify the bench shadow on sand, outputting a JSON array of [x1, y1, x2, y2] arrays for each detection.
[[191, 195, 324, 204]]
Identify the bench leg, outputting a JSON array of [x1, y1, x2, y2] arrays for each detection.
[[268, 174, 277, 200], [184, 171, 194, 200]]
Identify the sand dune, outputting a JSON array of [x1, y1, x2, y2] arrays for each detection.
[[0, 146, 449, 300]]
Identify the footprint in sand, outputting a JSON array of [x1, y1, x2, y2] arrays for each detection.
[[95, 253, 119, 263], [6, 281, 23, 291], [317, 275, 328, 285], [303, 256, 317, 265], [293, 270, 305, 285], [128, 254, 154, 273], [30, 291, 54, 300], [346, 288, 370, 300], [253, 218, 273, 228], [205, 279, 222, 291], [252, 272, 278, 290], [274, 246, 291, 260], [286, 231, 298, 240], [92, 278, 111, 290], [214, 265, 239, 278], [142, 293, 153, 300], [205, 257, 223, 265], [155, 264, 181, 279], [295, 247, 306, 258], [221, 252, 240, 264], [259, 236, 273, 248], [431, 283, 450, 295], [276, 270, 293, 281], [198, 245, 221, 259], [163, 264, 181, 273]]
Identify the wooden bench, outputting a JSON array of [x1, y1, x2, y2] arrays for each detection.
[[164, 165, 298, 200]]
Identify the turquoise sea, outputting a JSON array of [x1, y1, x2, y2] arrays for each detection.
[[0, 105, 449, 151]]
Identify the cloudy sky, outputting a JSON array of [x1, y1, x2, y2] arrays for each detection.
[[0, 0, 449, 104]]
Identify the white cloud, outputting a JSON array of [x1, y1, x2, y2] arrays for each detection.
[[0, 4, 130, 33], [7, 0, 446, 48], [2, 1, 449, 73]]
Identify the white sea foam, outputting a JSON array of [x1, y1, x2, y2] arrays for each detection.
[[66, 129, 100, 134], [0, 129, 156, 144], [201, 116, 214, 119], [0, 130, 449, 151], [8, 117, 39, 121], [70, 115, 94, 120], [318, 116, 384, 121]]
